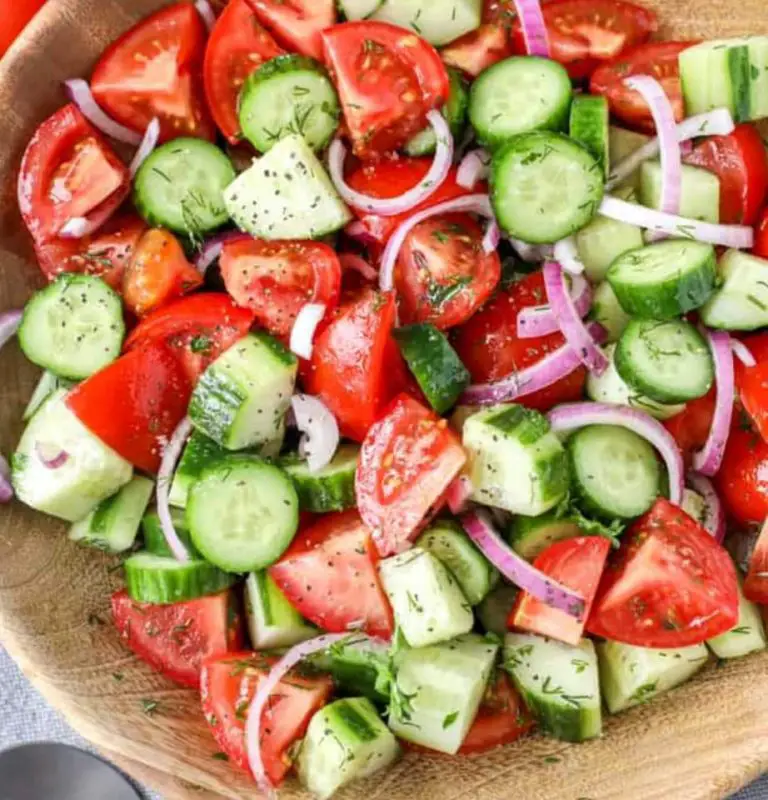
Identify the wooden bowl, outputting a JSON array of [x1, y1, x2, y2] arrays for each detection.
[[1, 2, 768, 798]]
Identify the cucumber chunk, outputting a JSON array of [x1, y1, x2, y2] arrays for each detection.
[[187, 456, 299, 573], [608, 126, 651, 191], [640, 161, 720, 223], [189, 332, 296, 451], [504, 633, 601, 742], [12, 389, 132, 522], [463, 404, 569, 516], [378, 548, 474, 648], [69, 475, 153, 553], [23, 371, 73, 421], [575, 209, 644, 283], [700, 249, 768, 330], [491, 131, 604, 244], [142, 506, 197, 558], [245, 571, 316, 649], [597, 639, 709, 714], [18, 274, 124, 380], [589, 282, 631, 343], [365, 0, 482, 45], [310, 635, 392, 704], [569, 94, 609, 176], [405, 69, 468, 156], [224, 134, 352, 240], [389, 634, 498, 754], [507, 510, 583, 561], [298, 697, 400, 800], [477, 585, 519, 636], [124, 551, 235, 604], [707, 575, 767, 659], [281, 444, 359, 513]]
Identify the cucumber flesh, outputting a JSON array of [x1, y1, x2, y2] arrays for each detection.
[[310, 635, 392, 704], [507, 510, 583, 561], [569, 94, 609, 177], [608, 126, 651, 190], [124, 551, 235, 604], [707, 574, 767, 659], [245, 571, 316, 650], [369, 0, 482, 46], [477, 585, 519, 636], [281, 443, 359, 513], [142, 506, 197, 558], [23, 371, 73, 421], [640, 161, 720, 224], [700, 249, 768, 331], [589, 282, 632, 344], [575, 208, 644, 284]]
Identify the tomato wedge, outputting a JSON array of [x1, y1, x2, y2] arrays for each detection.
[[91, 2, 215, 142], [744, 520, 768, 605], [591, 42, 695, 133], [356, 394, 466, 557], [203, 0, 284, 143], [220, 238, 341, 339], [735, 332, 768, 444], [111, 589, 242, 688], [201, 651, 333, 784], [269, 510, 394, 638], [322, 21, 449, 158], [67, 341, 192, 474], [0, 0, 46, 57], [715, 423, 768, 528], [510, 537, 611, 646], [753, 207, 768, 260], [246, 0, 334, 62], [587, 498, 739, 648], [441, 24, 512, 78], [18, 104, 129, 244]]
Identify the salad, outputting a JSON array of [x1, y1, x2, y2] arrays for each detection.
[[5, 0, 768, 796]]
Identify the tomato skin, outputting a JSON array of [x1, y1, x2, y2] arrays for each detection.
[[744, 522, 768, 605], [588, 498, 739, 648], [91, 3, 215, 142], [111, 589, 242, 688], [441, 24, 513, 78], [0, 0, 46, 56], [220, 238, 341, 339], [201, 651, 333, 785], [510, 537, 611, 646], [356, 394, 467, 557], [753, 207, 768, 259], [715, 424, 768, 528], [322, 21, 449, 158], [735, 332, 768, 444], [662, 389, 716, 465], [67, 341, 192, 474], [246, 0, 334, 61], [451, 271, 587, 412], [203, 0, 284, 144], [684, 125, 768, 225], [269, 510, 394, 638]]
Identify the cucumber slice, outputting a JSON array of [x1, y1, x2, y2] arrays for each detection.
[[463, 404, 569, 516], [682, 488, 709, 530], [389, 634, 498, 754], [607, 239, 717, 320], [589, 282, 631, 343], [491, 131, 604, 244], [18, 274, 124, 380], [405, 69, 468, 157], [69, 475, 153, 553], [393, 324, 470, 414], [608, 126, 651, 191], [142, 506, 197, 558], [12, 389, 132, 522], [224, 134, 352, 240], [378, 548, 474, 648], [567, 424, 661, 520], [575, 208, 644, 284], [416, 519, 498, 605], [700, 249, 768, 330], [640, 161, 720, 224], [569, 94, 609, 176], [368, 0, 481, 45], [281, 444, 359, 513], [504, 633, 601, 742], [477, 585, 519, 636], [189, 332, 296, 451], [615, 319, 714, 404], [239, 55, 340, 153], [310, 635, 392, 704], [124, 551, 235, 604], [707, 574, 767, 659], [23, 371, 73, 421], [507, 510, 583, 561], [298, 697, 400, 800], [187, 456, 299, 573], [470, 57, 572, 149], [134, 138, 235, 237], [245, 571, 316, 649], [597, 639, 709, 714]]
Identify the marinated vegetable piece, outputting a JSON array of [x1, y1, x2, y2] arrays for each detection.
[[700, 249, 768, 330], [245, 571, 316, 650], [640, 161, 720, 223], [569, 94, 609, 176], [707, 575, 767, 659], [281, 444, 359, 513]]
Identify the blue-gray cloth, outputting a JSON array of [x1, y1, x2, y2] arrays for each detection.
[[0, 645, 765, 798]]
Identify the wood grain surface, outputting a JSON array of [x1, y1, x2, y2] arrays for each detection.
[[1, 1, 767, 798]]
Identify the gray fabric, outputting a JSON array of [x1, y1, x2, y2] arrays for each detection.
[[0, 644, 765, 798]]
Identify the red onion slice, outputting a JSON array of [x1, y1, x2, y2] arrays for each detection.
[[462, 510, 584, 618], [548, 401, 685, 505], [445, 474, 473, 514], [194, 0, 216, 31], [482, 218, 501, 253], [457, 149, 491, 189], [0, 309, 23, 352], [59, 218, 89, 238], [194, 231, 249, 274], [692, 330, 734, 476], [517, 273, 591, 338], [129, 118, 160, 178], [509, 237, 554, 263], [35, 442, 70, 469], [731, 339, 756, 368], [344, 221, 379, 247], [686, 471, 726, 543], [339, 253, 377, 282], [512, 0, 550, 57], [290, 304, 326, 361], [543, 261, 609, 375], [329, 110, 453, 217], [291, 394, 340, 473], [157, 416, 193, 562], [461, 322, 606, 406], [0, 454, 12, 504], [553, 237, 585, 275], [64, 79, 142, 145]]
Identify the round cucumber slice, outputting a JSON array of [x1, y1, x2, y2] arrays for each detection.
[[124, 551, 235, 604]]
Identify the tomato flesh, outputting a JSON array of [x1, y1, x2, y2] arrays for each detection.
[[735, 332, 768, 444], [745, 521, 768, 605], [0, 0, 46, 57], [753, 207, 768, 260], [441, 24, 512, 78], [715, 423, 768, 528], [662, 389, 716, 466], [246, 0, 335, 62]]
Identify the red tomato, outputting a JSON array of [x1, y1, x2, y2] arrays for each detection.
[[356, 394, 466, 556], [67, 341, 192, 474], [201, 651, 333, 785], [0, 0, 46, 56], [346, 161, 472, 245], [753, 207, 768, 260], [715, 423, 768, 528], [246, 0, 334, 61], [744, 521, 768, 605], [735, 332, 768, 444], [203, 0, 283, 143], [441, 24, 513, 78], [122, 229, 203, 317], [451, 271, 587, 412], [587, 498, 739, 647], [322, 21, 449, 158], [269, 510, 394, 638], [220, 238, 341, 339], [91, 3, 215, 142], [125, 293, 255, 384], [512, 0, 657, 80], [18, 104, 129, 244], [111, 589, 242, 688], [591, 42, 695, 133], [684, 125, 768, 225], [305, 288, 403, 442], [662, 389, 716, 465], [510, 537, 611, 646]]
